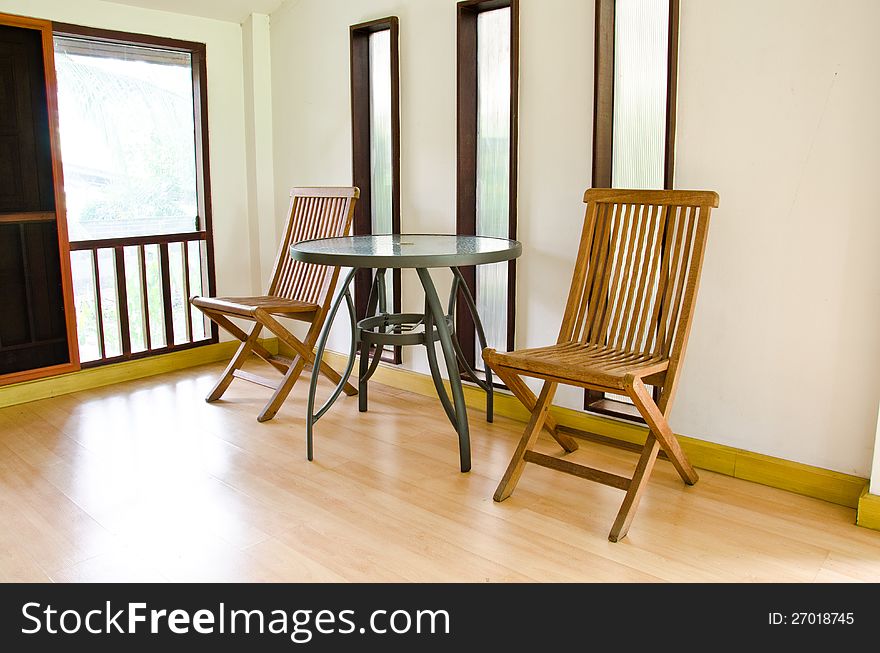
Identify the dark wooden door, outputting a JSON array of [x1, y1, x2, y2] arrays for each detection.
[[0, 25, 55, 213], [0, 15, 78, 381]]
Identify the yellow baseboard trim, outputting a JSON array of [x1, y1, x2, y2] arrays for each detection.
[[321, 350, 867, 510], [0, 338, 279, 410], [857, 488, 880, 530]]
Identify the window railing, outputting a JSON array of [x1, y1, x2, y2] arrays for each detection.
[[68, 230, 215, 366]]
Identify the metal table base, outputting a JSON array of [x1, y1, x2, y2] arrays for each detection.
[[306, 267, 494, 473]]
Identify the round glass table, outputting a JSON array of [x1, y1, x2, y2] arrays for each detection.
[[290, 234, 522, 472]]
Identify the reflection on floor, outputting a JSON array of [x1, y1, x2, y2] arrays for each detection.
[[1, 359, 878, 582]]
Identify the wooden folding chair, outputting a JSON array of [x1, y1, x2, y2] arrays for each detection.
[[484, 188, 719, 541], [191, 187, 359, 422]]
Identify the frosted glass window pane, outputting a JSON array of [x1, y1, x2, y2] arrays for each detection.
[[123, 246, 148, 353], [611, 0, 668, 189], [369, 29, 394, 309], [476, 8, 511, 361], [168, 242, 189, 345], [54, 37, 198, 240], [96, 248, 122, 358], [188, 240, 208, 341], [143, 244, 167, 349], [70, 251, 101, 363]]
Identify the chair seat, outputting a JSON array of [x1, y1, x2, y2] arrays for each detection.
[[483, 341, 669, 390], [191, 295, 319, 318]]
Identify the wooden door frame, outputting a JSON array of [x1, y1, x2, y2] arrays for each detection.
[[0, 12, 80, 386]]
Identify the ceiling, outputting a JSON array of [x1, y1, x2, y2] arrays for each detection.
[[106, 0, 287, 24]]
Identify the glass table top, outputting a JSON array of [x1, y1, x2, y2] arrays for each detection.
[[290, 234, 522, 268]]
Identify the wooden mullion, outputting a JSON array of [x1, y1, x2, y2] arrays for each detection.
[[664, 0, 680, 190], [182, 241, 192, 343], [139, 244, 151, 351], [159, 242, 174, 347], [68, 230, 205, 251], [592, 0, 615, 188], [52, 22, 206, 52], [91, 249, 105, 360], [114, 245, 131, 356]]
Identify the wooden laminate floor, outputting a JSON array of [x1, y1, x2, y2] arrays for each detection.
[[1, 359, 878, 582]]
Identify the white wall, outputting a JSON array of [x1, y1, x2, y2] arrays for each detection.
[[269, 0, 880, 478], [674, 0, 880, 476], [0, 0, 256, 303], [242, 13, 278, 293]]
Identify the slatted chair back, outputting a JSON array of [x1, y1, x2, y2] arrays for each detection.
[[559, 189, 719, 380], [267, 187, 359, 307]]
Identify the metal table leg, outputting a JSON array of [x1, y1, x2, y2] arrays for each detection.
[[358, 268, 387, 413], [306, 266, 358, 461], [417, 267, 471, 473], [423, 301, 459, 427], [448, 266, 494, 422]]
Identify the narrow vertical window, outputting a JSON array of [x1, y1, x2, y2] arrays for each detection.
[[369, 29, 393, 259], [457, 0, 518, 376], [611, 0, 671, 188], [350, 17, 401, 363], [587, 0, 679, 420]]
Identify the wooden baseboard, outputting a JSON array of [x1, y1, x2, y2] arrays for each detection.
[[857, 488, 880, 530], [0, 338, 279, 410], [319, 350, 868, 510]]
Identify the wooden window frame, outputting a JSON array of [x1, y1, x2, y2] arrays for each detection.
[[51, 22, 219, 367], [456, 0, 519, 379], [585, 0, 680, 421], [350, 17, 402, 364]]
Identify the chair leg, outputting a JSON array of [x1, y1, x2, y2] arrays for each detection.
[[608, 434, 661, 542], [259, 312, 358, 397], [257, 355, 309, 422], [494, 381, 558, 502], [358, 339, 370, 412], [626, 376, 699, 485], [205, 322, 262, 402], [490, 364, 578, 454], [201, 309, 287, 373]]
